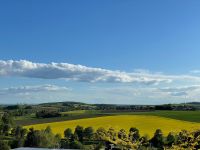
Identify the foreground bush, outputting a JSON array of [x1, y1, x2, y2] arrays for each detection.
[[2, 123, 200, 149], [0, 140, 10, 150], [24, 126, 61, 148]]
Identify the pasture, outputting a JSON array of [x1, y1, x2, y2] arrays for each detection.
[[25, 115, 200, 137], [102, 110, 200, 123]]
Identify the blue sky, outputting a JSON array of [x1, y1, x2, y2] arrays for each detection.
[[0, 0, 200, 104]]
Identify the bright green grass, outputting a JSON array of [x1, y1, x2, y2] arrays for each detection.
[[141, 111, 200, 122], [104, 111, 200, 123]]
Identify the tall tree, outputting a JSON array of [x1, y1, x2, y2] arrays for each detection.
[[0, 112, 14, 136], [74, 125, 84, 142], [118, 129, 127, 140], [83, 127, 94, 140], [64, 128, 73, 140], [150, 129, 164, 149], [166, 132, 176, 146], [129, 127, 140, 142]]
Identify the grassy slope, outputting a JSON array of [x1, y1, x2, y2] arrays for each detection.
[[143, 111, 200, 122], [101, 110, 200, 123], [25, 115, 200, 137]]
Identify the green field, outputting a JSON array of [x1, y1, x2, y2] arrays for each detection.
[[23, 110, 200, 138], [25, 115, 200, 137], [102, 110, 200, 123], [17, 110, 200, 126]]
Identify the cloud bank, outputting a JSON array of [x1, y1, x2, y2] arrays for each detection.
[[0, 60, 173, 85], [1, 60, 200, 104], [159, 85, 200, 97], [0, 84, 69, 95]]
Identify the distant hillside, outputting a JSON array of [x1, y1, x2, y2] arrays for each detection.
[[186, 102, 200, 105], [0, 101, 199, 115]]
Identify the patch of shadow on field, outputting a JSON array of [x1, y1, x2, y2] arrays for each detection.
[[16, 113, 114, 126]]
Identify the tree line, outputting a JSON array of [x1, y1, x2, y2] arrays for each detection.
[[1, 102, 197, 119], [1, 112, 200, 150]]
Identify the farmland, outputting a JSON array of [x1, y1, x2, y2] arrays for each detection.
[[15, 110, 200, 126], [23, 109, 200, 138], [2, 102, 200, 149], [102, 110, 200, 123], [25, 115, 200, 137]]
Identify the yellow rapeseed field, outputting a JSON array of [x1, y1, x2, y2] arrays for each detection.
[[25, 115, 200, 137]]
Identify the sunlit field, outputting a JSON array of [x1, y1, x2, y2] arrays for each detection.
[[25, 115, 200, 137]]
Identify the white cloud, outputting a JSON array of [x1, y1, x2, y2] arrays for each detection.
[[1, 83, 200, 104], [0, 60, 173, 85], [158, 85, 200, 98], [1, 60, 200, 104], [0, 84, 69, 95], [88, 85, 200, 104]]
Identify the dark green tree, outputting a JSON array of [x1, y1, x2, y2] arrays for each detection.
[[24, 128, 39, 147], [83, 127, 94, 140], [139, 135, 149, 147], [2, 112, 13, 125], [107, 127, 117, 141], [64, 128, 73, 140], [166, 132, 176, 146], [10, 139, 25, 149], [70, 140, 83, 149], [24, 127, 60, 148], [60, 139, 70, 149], [0, 140, 10, 150], [74, 125, 84, 142], [96, 127, 107, 140], [10, 126, 27, 148], [118, 129, 127, 140], [44, 126, 52, 133], [129, 127, 140, 142], [150, 129, 164, 149], [0, 112, 13, 136], [11, 126, 27, 138]]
